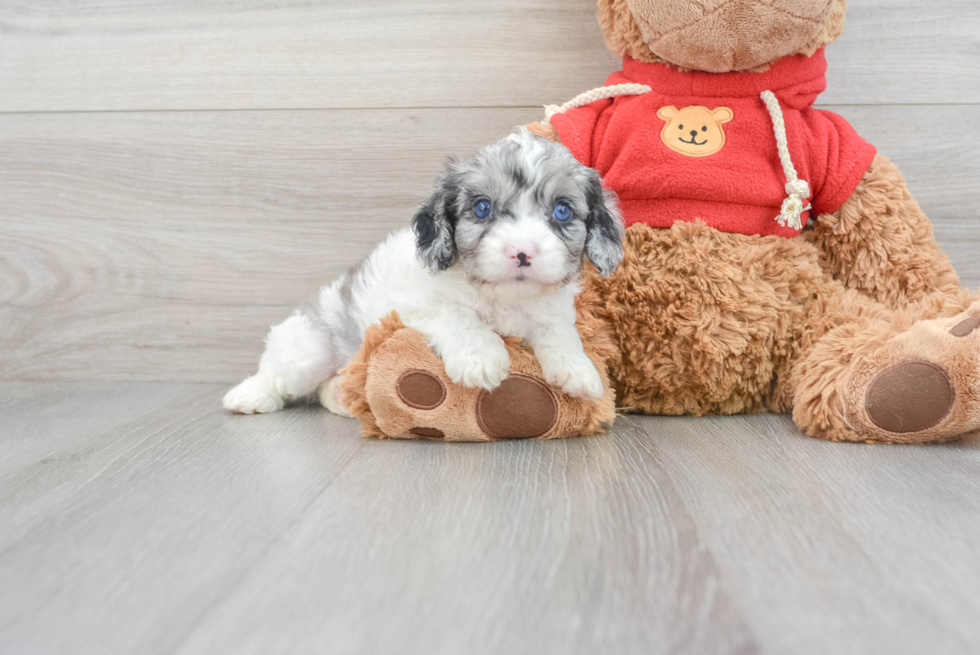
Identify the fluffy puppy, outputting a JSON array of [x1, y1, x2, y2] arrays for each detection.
[[223, 130, 624, 415]]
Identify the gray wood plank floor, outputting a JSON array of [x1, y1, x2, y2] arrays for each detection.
[[2, 383, 979, 655], [3, 1, 980, 652]]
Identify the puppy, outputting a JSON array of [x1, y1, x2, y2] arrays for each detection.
[[223, 130, 624, 415]]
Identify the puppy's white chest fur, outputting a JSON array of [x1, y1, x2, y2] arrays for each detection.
[[466, 285, 579, 340]]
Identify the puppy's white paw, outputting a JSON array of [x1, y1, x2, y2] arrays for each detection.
[[318, 375, 350, 417], [539, 350, 605, 400], [223, 376, 284, 414], [443, 339, 511, 391]]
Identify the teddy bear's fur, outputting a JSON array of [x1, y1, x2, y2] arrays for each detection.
[[345, 0, 979, 443], [597, 0, 848, 72]]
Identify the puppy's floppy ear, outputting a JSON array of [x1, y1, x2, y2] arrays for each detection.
[[413, 166, 460, 272], [584, 172, 625, 277]]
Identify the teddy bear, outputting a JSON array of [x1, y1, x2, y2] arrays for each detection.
[[342, 0, 979, 444]]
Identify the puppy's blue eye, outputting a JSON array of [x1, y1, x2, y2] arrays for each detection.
[[552, 202, 572, 222], [473, 199, 492, 219]]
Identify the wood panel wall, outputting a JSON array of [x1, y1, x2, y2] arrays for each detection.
[[2, 0, 978, 382]]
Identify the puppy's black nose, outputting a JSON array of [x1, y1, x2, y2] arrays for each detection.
[[516, 252, 531, 267]]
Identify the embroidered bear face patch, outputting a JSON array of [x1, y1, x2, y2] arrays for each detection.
[[657, 105, 734, 157]]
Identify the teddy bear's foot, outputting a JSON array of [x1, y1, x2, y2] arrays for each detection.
[[392, 369, 562, 441], [340, 314, 616, 441], [844, 303, 980, 443]]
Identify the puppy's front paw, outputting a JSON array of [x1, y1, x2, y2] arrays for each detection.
[[223, 376, 284, 414], [538, 351, 605, 400], [442, 339, 511, 391]]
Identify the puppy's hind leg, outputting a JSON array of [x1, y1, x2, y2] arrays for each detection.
[[317, 374, 351, 417], [223, 313, 338, 414]]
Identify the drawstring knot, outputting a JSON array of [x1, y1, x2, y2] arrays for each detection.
[[785, 179, 811, 198], [780, 179, 811, 230]]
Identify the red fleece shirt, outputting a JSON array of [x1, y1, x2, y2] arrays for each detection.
[[550, 49, 877, 237]]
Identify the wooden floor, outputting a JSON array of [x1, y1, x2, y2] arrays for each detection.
[[3, 1, 980, 653], [2, 383, 980, 654]]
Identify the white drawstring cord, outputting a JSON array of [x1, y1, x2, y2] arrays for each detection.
[[543, 83, 652, 123], [761, 90, 811, 230]]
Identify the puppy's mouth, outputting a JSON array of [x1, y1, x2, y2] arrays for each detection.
[[679, 136, 708, 146]]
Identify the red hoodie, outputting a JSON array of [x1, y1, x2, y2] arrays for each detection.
[[549, 49, 877, 237]]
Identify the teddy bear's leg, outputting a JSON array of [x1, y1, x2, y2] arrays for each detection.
[[792, 288, 980, 443], [341, 313, 617, 441], [807, 154, 961, 308]]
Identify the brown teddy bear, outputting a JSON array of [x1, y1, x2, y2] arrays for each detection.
[[344, 0, 979, 444]]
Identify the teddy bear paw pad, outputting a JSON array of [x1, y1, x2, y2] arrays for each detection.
[[396, 370, 447, 410], [476, 375, 558, 439], [408, 427, 446, 440], [864, 360, 954, 434]]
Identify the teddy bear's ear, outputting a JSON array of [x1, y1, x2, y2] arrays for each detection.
[[712, 107, 735, 124], [657, 105, 679, 120]]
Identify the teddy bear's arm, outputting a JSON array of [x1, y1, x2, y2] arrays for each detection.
[[807, 154, 960, 307]]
